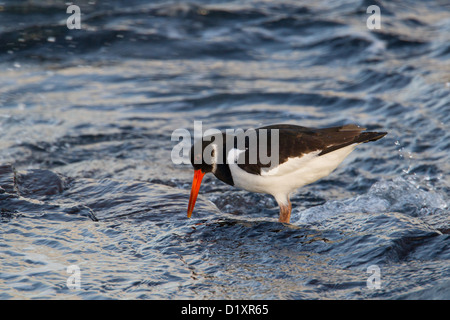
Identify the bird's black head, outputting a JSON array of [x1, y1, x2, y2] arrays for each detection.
[[187, 137, 220, 219], [189, 139, 216, 174], [187, 134, 236, 218]]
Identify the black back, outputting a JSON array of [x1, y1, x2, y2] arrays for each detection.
[[237, 124, 386, 175]]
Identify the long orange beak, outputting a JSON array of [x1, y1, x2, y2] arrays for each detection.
[[187, 169, 205, 218]]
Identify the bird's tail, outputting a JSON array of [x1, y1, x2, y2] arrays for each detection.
[[319, 125, 387, 155]]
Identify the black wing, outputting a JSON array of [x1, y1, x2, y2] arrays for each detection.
[[236, 124, 387, 175]]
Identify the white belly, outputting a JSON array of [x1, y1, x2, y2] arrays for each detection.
[[228, 144, 357, 203]]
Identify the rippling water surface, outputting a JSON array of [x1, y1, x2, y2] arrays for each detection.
[[0, 0, 449, 299]]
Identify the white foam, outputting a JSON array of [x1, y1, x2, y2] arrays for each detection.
[[292, 177, 448, 225]]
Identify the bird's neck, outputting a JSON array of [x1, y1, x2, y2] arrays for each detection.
[[213, 163, 234, 186]]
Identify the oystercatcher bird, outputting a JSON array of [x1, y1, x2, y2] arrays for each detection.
[[187, 124, 387, 223]]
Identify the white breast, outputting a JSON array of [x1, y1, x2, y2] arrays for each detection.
[[227, 144, 358, 202]]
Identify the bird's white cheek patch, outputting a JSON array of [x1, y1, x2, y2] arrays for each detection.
[[227, 148, 246, 164]]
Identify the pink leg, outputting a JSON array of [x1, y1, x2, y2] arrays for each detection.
[[278, 199, 292, 223]]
